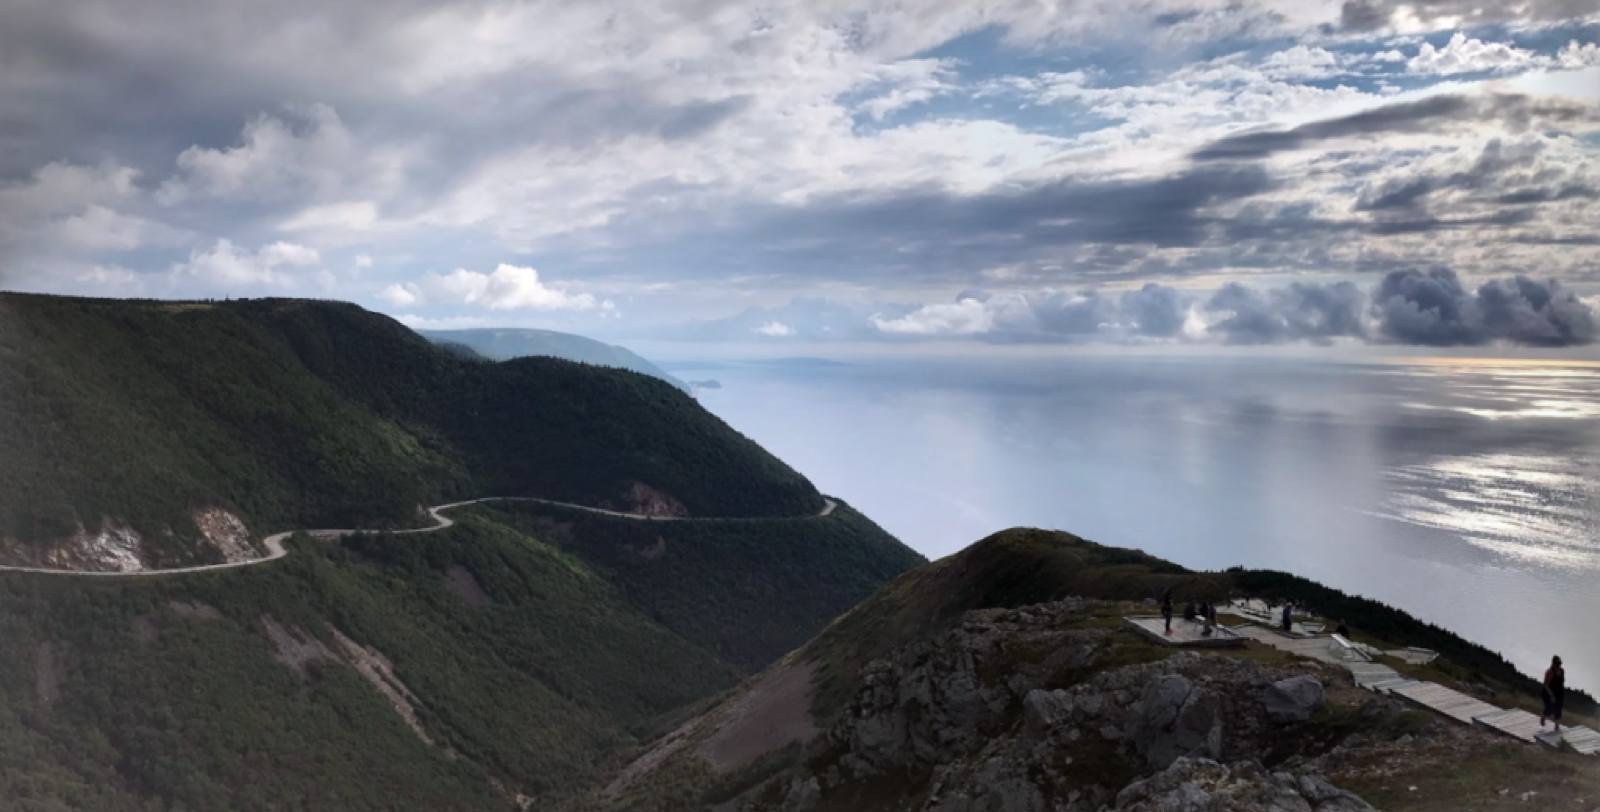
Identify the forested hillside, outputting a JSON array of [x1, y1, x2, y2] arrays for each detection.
[[0, 500, 920, 811], [419, 328, 689, 392], [0, 294, 822, 568]]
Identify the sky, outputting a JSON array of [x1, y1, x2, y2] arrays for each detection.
[[2, 0, 1599, 354]]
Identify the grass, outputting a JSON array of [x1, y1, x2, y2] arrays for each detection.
[[1340, 741, 1600, 812]]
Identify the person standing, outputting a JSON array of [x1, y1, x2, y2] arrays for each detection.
[[1541, 656, 1566, 731], [1161, 591, 1174, 636], [1281, 601, 1293, 633]]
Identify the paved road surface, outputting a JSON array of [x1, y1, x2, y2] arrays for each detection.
[[0, 496, 839, 578]]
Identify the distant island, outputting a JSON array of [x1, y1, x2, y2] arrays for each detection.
[[689, 380, 722, 389]]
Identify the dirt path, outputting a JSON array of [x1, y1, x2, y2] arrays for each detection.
[[0, 496, 840, 578]]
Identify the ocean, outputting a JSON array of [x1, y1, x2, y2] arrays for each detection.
[[690, 354, 1600, 696]]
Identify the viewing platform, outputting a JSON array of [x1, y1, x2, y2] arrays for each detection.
[[1123, 616, 1246, 648], [1217, 616, 1596, 757]]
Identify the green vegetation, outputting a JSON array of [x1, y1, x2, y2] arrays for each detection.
[[1230, 567, 1598, 714], [480, 500, 922, 672], [0, 294, 821, 566], [0, 501, 896, 810], [802, 527, 1220, 720], [419, 328, 689, 392], [0, 489, 921, 810]]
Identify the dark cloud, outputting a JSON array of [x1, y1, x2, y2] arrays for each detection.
[[1356, 139, 1540, 213], [656, 275, 1597, 348], [587, 164, 1278, 285], [1192, 95, 1597, 162], [1205, 281, 1367, 344], [1337, 1, 1390, 31], [1372, 268, 1597, 347], [1119, 283, 1188, 337], [1029, 290, 1120, 335]]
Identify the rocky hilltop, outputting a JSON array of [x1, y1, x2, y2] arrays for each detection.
[[597, 529, 1599, 812], [746, 599, 1375, 812]]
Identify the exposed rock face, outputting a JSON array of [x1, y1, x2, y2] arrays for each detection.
[[1126, 674, 1225, 768], [41, 518, 146, 572], [1115, 758, 1374, 812], [743, 599, 1372, 812], [620, 482, 688, 518], [193, 508, 256, 562], [1263, 676, 1326, 724]]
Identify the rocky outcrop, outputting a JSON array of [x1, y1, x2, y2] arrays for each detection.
[[29, 518, 148, 572], [620, 482, 688, 518], [745, 599, 1377, 812], [193, 508, 256, 563], [1115, 758, 1374, 812], [1263, 676, 1326, 724]]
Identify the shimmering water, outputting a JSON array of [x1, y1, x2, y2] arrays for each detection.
[[693, 355, 1600, 695]]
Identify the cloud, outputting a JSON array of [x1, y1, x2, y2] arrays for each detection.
[[1406, 33, 1543, 76], [1192, 93, 1597, 160], [1119, 283, 1190, 337], [1204, 280, 1367, 344], [378, 284, 416, 306], [1355, 138, 1555, 212], [383, 264, 597, 311], [174, 239, 321, 287], [1559, 40, 1600, 69], [753, 321, 796, 337], [1337, 0, 1599, 32], [157, 105, 357, 205], [2, 0, 1595, 320], [1372, 268, 1596, 346], [725, 274, 1600, 347], [872, 299, 998, 335]]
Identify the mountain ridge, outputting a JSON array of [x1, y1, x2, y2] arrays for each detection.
[[418, 328, 690, 392], [0, 294, 822, 570]]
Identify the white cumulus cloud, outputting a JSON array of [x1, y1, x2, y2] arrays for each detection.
[[753, 321, 796, 337], [1407, 33, 1543, 76], [384, 264, 597, 311], [173, 239, 321, 287], [1558, 40, 1600, 69], [871, 299, 998, 335]]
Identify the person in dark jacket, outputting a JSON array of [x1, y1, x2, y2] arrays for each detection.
[[1542, 655, 1566, 731], [1281, 601, 1293, 633], [1161, 591, 1174, 635]]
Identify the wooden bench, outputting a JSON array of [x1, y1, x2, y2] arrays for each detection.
[[1328, 633, 1367, 662]]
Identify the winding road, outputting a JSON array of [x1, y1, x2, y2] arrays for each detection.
[[0, 496, 839, 578]]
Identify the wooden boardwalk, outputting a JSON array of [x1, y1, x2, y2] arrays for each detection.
[[1124, 616, 1245, 648], [1536, 726, 1600, 755], [1219, 620, 1595, 756], [1472, 708, 1544, 743], [1390, 682, 1500, 725], [1230, 624, 1352, 664]]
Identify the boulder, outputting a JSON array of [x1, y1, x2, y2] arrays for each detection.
[[1125, 674, 1225, 768], [1021, 689, 1073, 740], [780, 776, 821, 812], [1263, 676, 1325, 724]]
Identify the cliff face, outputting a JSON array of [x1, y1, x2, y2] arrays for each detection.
[[743, 599, 1379, 812]]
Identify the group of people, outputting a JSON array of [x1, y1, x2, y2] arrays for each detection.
[[1159, 591, 1218, 637]]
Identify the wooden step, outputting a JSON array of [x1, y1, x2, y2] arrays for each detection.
[[1472, 708, 1543, 743], [1535, 725, 1600, 755], [1391, 681, 1501, 725], [1347, 662, 1401, 686], [1364, 678, 1419, 694]]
